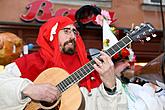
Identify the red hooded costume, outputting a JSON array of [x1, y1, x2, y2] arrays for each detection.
[[15, 16, 102, 91]]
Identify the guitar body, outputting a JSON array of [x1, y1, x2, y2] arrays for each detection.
[[25, 67, 84, 110]]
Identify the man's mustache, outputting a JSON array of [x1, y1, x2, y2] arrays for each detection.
[[63, 38, 76, 47]]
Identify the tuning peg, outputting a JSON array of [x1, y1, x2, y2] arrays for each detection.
[[152, 34, 157, 37], [148, 29, 153, 32], [139, 40, 144, 44], [143, 32, 146, 36], [135, 26, 140, 30], [140, 23, 145, 26], [146, 37, 151, 41]]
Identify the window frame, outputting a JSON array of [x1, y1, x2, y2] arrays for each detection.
[[142, 0, 165, 11], [143, 0, 165, 5], [50, 0, 112, 8]]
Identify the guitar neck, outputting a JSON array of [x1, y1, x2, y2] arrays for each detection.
[[56, 35, 132, 93]]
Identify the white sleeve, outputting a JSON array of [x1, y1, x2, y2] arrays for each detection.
[[127, 83, 165, 110], [1, 62, 22, 77], [98, 78, 126, 99], [0, 63, 32, 110], [80, 78, 128, 110]]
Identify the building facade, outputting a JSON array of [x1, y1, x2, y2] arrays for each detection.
[[0, 0, 164, 62]]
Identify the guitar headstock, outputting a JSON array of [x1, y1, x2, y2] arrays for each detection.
[[128, 23, 156, 42]]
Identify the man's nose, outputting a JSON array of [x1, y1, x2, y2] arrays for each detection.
[[69, 31, 76, 39]]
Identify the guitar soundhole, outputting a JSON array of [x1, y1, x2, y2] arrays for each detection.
[[38, 100, 61, 110]]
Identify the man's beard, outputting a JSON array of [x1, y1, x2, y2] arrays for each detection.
[[62, 39, 76, 55]]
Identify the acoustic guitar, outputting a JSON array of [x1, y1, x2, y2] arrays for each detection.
[[25, 23, 155, 110]]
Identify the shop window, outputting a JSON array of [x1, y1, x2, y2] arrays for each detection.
[[142, 0, 165, 11], [50, 0, 112, 8], [143, 0, 165, 5]]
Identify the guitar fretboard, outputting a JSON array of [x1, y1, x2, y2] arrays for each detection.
[[56, 36, 132, 92]]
